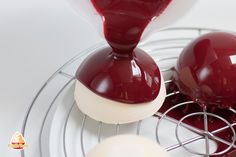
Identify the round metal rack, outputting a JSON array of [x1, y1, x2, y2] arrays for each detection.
[[21, 27, 236, 157]]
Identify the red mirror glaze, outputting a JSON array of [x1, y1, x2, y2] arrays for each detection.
[[174, 32, 236, 108], [76, 0, 172, 104], [91, 0, 172, 54], [76, 47, 161, 104]]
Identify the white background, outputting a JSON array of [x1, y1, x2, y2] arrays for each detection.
[[1, 0, 236, 156]]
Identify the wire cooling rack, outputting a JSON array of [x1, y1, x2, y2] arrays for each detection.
[[21, 27, 236, 157]]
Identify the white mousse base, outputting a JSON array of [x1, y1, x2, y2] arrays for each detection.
[[74, 75, 166, 124], [86, 135, 169, 157]]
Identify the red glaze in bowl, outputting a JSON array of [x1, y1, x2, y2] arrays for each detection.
[[91, 0, 172, 54]]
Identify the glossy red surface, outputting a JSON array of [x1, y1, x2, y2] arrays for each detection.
[[174, 32, 236, 108], [75, 0, 172, 103], [76, 47, 161, 104], [91, 0, 172, 54]]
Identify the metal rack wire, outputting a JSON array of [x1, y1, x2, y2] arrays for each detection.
[[21, 27, 236, 157]]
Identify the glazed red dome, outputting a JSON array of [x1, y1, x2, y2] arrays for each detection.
[[174, 32, 236, 108]]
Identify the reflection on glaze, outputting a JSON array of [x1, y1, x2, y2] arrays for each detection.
[[76, 0, 173, 104], [76, 47, 161, 104], [174, 32, 236, 108]]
